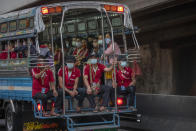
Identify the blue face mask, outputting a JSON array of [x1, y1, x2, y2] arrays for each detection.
[[105, 38, 111, 44], [121, 61, 127, 67], [67, 63, 74, 69], [90, 59, 97, 64]]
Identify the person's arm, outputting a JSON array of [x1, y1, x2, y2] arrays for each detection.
[[50, 81, 58, 97], [58, 76, 71, 93], [83, 75, 91, 90], [129, 76, 136, 86], [104, 65, 113, 72], [73, 77, 79, 90], [104, 44, 113, 55], [32, 69, 45, 79]]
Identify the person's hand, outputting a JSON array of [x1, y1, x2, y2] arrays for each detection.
[[53, 89, 58, 97], [69, 91, 75, 97], [112, 82, 117, 88], [113, 60, 118, 65], [87, 88, 92, 95], [73, 89, 78, 95]]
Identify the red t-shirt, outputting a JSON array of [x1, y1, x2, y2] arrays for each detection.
[[115, 67, 132, 87], [84, 63, 105, 85], [10, 52, 17, 59], [73, 48, 88, 57], [58, 66, 81, 89], [32, 68, 55, 97], [0, 50, 8, 59]]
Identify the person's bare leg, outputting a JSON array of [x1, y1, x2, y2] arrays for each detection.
[[50, 107, 60, 116]]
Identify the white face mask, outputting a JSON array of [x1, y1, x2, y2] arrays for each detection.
[[90, 59, 97, 64], [72, 41, 76, 47], [67, 63, 74, 69], [98, 40, 103, 45], [76, 42, 82, 47], [120, 61, 127, 67]]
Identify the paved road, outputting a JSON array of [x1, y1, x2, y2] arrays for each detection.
[[0, 119, 142, 131]]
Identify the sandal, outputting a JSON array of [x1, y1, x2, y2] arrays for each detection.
[[50, 112, 60, 116], [43, 112, 50, 117], [76, 107, 81, 113], [99, 106, 109, 112], [93, 106, 99, 113]]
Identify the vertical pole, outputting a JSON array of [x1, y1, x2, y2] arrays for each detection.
[[50, 16, 56, 85], [101, 11, 106, 84], [7, 41, 10, 71], [60, 9, 66, 115], [120, 15, 128, 55], [104, 9, 117, 113]]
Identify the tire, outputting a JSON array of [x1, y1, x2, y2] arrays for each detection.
[[5, 103, 23, 131]]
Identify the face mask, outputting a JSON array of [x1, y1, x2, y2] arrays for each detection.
[[98, 40, 103, 45], [72, 41, 76, 47], [93, 42, 98, 48], [76, 42, 82, 47], [67, 63, 74, 69], [90, 59, 97, 64], [105, 38, 111, 44], [121, 61, 127, 67]]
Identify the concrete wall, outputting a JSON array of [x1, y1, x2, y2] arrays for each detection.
[[136, 43, 174, 94]]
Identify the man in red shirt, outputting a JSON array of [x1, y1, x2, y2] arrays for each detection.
[[112, 55, 136, 110], [83, 53, 113, 112], [32, 56, 59, 116], [57, 56, 86, 112]]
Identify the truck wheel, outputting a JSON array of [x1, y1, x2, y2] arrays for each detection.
[[5, 104, 22, 131]]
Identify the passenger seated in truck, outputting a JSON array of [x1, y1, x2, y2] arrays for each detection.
[[28, 38, 37, 55], [39, 42, 50, 58], [9, 41, 17, 59], [83, 53, 114, 112], [56, 56, 86, 112], [0, 43, 8, 59], [111, 55, 136, 111], [67, 37, 76, 56], [74, 38, 89, 66], [15, 39, 28, 58], [32, 56, 59, 116]]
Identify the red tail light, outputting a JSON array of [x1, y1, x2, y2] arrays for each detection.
[[41, 7, 49, 15], [37, 103, 43, 111], [104, 5, 124, 13], [117, 98, 123, 106], [117, 6, 124, 12]]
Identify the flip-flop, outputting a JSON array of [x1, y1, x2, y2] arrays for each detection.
[[99, 107, 109, 112], [50, 112, 60, 116], [43, 112, 51, 117], [93, 106, 99, 113]]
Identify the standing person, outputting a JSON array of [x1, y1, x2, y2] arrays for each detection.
[[104, 33, 121, 64], [83, 53, 113, 112], [32, 56, 59, 116], [112, 55, 136, 111], [56, 56, 86, 112]]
